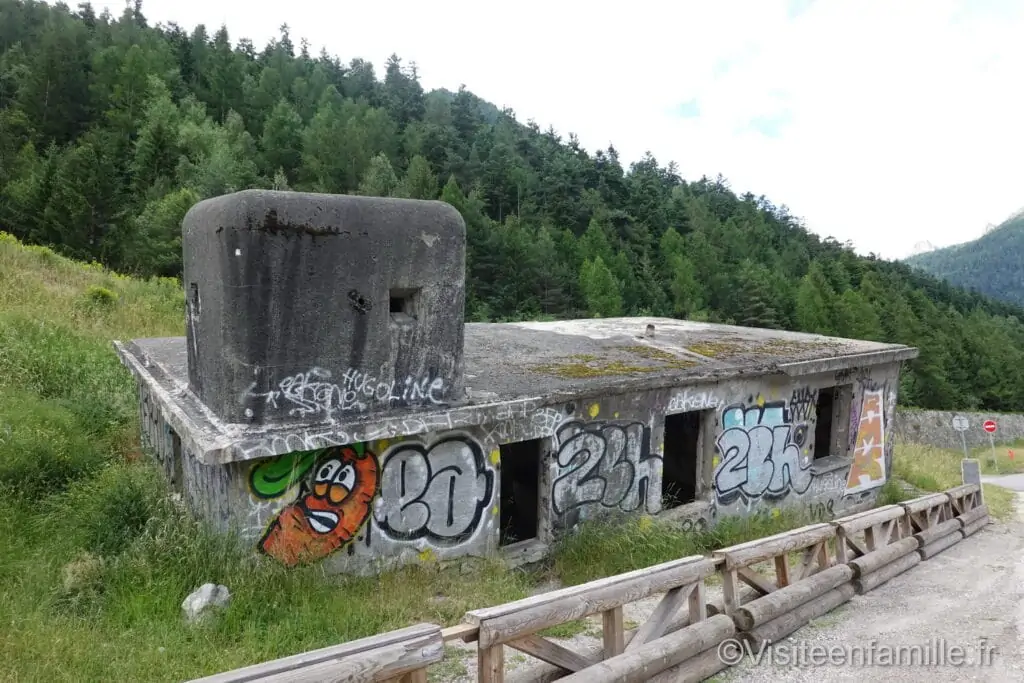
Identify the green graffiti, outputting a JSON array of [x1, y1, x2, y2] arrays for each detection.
[[249, 450, 319, 499]]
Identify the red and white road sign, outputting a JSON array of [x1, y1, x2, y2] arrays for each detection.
[[983, 419, 997, 433]]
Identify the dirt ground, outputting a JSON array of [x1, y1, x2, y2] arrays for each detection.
[[433, 491, 1024, 682], [719, 492, 1024, 682]]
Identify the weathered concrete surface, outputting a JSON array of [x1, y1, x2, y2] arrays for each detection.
[[894, 407, 1024, 450], [717, 498, 1024, 682], [126, 322, 907, 574], [182, 190, 467, 425], [115, 318, 917, 465]]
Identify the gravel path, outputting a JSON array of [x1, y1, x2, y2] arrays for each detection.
[[719, 492, 1024, 682], [433, 492, 1024, 682]]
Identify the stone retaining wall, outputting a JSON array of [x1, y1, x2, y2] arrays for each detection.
[[894, 407, 1024, 450]]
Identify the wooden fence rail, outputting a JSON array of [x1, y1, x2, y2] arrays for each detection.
[[462, 555, 718, 683], [186, 623, 443, 683], [191, 477, 993, 683]]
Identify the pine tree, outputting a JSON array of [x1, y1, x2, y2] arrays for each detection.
[[358, 153, 400, 197], [260, 99, 303, 181], [579, 256, 623, 318], [400, 155, 438, 199]]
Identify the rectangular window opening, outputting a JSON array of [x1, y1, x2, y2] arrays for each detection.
[[814, 387, 836, 460], [389, 287, 420, 323], [662, 410, 702, 509], [499, 439, 542, 546]]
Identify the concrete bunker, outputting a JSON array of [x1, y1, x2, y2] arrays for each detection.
[[116, 190, 920, 575]]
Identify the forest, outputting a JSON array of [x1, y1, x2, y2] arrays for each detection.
[[3, 0, 1024, 413], [906, 212, 1024, 309]]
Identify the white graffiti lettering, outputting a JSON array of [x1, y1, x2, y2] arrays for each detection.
[[552, 420, 663, 515], [243, 366, 446, 420], [667, 389, 721, 413], [808, 472, 846, 496], [373, 436, 494, 544]]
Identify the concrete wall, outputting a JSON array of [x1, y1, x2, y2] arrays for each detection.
[[138, 361, 903, 574], [894, 407, 1024, 450], [181, 191, 467, 425]]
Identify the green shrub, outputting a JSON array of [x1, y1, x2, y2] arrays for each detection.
[[876, 478, 909, 505], [85, 285, 118, 306]]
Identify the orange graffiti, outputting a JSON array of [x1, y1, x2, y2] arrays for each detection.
[[259, 446, 378, 567], [846, 389, 886, 492]]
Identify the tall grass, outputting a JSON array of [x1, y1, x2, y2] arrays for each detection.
[[893, 442, 1015, 520]]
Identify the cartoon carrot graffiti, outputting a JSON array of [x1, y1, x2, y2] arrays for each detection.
[[258, 445, 378, 567]]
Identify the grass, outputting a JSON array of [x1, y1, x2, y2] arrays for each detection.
[[429, 646, 470, 681], [0, 232, 1008, 681], [550, 508, 825, 587], [892, 442, 1016, 520], [968, 438, 1024, 475]]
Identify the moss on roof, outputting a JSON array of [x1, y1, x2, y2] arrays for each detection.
[[530, 344, 700, 379], [686, 337, 839, 360]]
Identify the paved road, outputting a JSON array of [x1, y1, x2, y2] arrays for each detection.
[[982, 473, 1024, 491], [720, 492, 1024, 682]]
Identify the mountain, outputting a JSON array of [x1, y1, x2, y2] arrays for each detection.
[[905, 212, 1024, 308], [909, 240, 938, 257], [5, 0, 1024, 412]]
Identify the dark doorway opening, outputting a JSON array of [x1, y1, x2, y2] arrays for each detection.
[[663, 411, 701, 508], [814, 388, 836, 459], [499, 439, 542, 546]]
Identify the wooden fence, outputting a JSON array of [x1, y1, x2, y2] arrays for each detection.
[[187, 479, 990, 683], [188, 623, 444, 683]]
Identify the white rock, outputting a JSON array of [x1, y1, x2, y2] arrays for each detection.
[[181, 583, 231, 623]]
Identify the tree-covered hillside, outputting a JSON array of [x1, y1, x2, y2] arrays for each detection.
[[4, 0, 1024, 412], [906, 212, 1024, 308]]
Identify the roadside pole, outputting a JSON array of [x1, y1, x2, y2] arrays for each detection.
[[952, 415, 970, 461], [983, 419, 999, 473]]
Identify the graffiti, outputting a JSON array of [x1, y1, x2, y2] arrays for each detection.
[[243, 366, 446, 419], [234, 398, 547, 462], [249, 450, 318, 499], [806, 499, 836, 520], [532, 407, 566, 434], [788, 387, 816, 423], [257, 444, 379, 567], [846, 388, 887, 493], [680, 517, 708, 533], [714, 402, 813, 504], [552, 420, 662, 515], [139, 385, 165, 455], [374, 436, 494, 544], [834, 366, 872, 385], [667, 389, 721, 413], [342, 368, 446, 411], [808, 471, 847, 496], [847, 394, 862, 453]]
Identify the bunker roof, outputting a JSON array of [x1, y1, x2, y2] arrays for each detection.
[[114, 316, 918, 466]]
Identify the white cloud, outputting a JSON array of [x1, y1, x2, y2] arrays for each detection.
[[91, 0, 1024, 259]]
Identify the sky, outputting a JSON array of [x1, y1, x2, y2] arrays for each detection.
[[91, 0, 1024, 260]]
